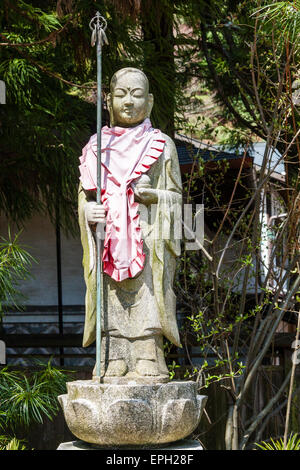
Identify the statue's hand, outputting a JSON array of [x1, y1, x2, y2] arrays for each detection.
[[85, 201, 106, 224], [134, 187, 158, 205], [132, 174, 157, 205]]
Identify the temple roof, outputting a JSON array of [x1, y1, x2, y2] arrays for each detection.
[[175, 134, 285, 178]]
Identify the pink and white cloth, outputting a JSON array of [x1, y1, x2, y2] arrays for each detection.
[[79, 118, 165, 282]]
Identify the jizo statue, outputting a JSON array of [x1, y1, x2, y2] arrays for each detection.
[[59, 20, 207, 446], [78, 68, 182, 383]]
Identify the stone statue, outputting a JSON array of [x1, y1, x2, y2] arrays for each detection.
[[58, 68, 207, 448], [78, 67, 182, 383]]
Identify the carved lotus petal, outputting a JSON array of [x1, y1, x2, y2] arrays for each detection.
[[104, 399, 153, 443], [160, 399, 197, 440]]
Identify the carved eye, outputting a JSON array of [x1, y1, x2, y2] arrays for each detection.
[[114, 89, 126, 98]]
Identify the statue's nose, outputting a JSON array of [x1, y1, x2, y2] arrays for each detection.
[[124, 94, 133, 105]]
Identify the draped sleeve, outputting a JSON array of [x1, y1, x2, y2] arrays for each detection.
[[151, 134, 182, 347], [78, 183, 97, 347]]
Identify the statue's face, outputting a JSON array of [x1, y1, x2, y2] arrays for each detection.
[[108, 71, 153, 127]]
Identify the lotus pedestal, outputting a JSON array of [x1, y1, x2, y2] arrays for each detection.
[[58, 380, 207, 448]]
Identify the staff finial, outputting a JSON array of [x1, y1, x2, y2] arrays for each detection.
[[89, 11, 108, 47]]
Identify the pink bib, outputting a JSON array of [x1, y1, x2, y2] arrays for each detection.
[[79, 118, 165, 281]]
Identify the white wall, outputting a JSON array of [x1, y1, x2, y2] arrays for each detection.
[[0, 213, 85, 306], [60, 229, 86, 305]]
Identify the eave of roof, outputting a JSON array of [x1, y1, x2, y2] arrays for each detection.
[[175, 134, 285, 180]]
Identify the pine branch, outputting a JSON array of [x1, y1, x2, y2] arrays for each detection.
[[1, 36, 96, 89], [0, 15, 73, 47]]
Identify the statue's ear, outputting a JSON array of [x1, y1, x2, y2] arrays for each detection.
[[107, 93, 114, 126], [147, 93, 154, 118]]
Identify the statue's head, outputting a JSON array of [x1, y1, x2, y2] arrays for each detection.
[[107, 68, 154, 127]]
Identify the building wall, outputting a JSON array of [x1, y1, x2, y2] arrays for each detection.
[[0, 213, 85, 306]]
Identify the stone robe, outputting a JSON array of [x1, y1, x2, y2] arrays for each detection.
[[78, 133, 182, 349]]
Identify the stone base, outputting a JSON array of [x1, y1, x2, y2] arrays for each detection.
[[93, 374, 169, 385], [58, 380, 207, 446], [57, 439, 203, 451]]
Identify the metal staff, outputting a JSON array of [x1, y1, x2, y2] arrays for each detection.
[[89, 12, 108, 380]]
